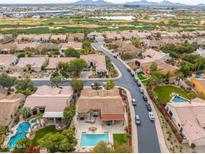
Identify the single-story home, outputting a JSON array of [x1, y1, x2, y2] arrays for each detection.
[[24, 85, 73, 123], [16, 34, 51, 43], [81, 54, 107, 76], [15, 42, 40, 51], [47, 57, 75, 70], [15, 57, 48, 72], [0, 43, 16, 54], [0, 54, 17, 70], [117, 42, 143, 58], [136, 48, 170, 65], [76, 88, 125, 125], [141, 60, 178, 75], [67, 33, 85, 42], [50, 35, 67, 43], [0, 34, 13, 43], [0, 93, 25, 127], [37, 43, 59, 51], [60, 42, 82, 51], [47, 54, 107, 76], [166, 98, 205, 146]]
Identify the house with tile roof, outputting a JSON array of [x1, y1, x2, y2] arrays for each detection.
[[76, 88, 125, 125], [165, 98, 205, 146], [24, 85, 73, 123]]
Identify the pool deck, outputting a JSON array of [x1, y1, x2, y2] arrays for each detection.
[[74, 114, 128, 152]]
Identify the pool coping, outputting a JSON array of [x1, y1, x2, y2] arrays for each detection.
[[80, 133, 111, 147], [4, 121, 31, 150]]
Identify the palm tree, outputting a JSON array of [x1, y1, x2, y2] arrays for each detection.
[[36, 112, 43, 127], [20, 107, 31, 119]]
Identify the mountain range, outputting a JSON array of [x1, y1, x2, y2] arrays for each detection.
[[69, 0, 203, 6]]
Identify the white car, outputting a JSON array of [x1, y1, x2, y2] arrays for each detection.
[[148, 112, 155, 121], [132, 98, 136, 106], [140, 87, 144, 94]]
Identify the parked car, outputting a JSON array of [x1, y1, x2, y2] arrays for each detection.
[[139, 87, 144, 94], [127, 68, 131, 72], [143, 95, 148, 102], [137, 82, 141, 87], [113, 54, 117, 58], [148, 112, 155, 121], [132, 98, 137, 106], [135, 115, 141, 125], [146, 104, 152, 112], [130, 71, 135, 77]]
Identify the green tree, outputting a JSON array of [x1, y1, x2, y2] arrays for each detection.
[[180, 63, 192, 78], [92, 141, 112, 153], [15, 78, 36, 95], [63, 105, 75, 126], [64, 48, 80, 58], [70, 79, 84, 93], [68, 59, 87, 77], [50, 72, 62, 87], [14, 138, 31, 152], [114, 144, 132, 153], [20, 107, 31, 119], [0, 73, 16, 90], [150, 62, 158, 72], [39, 129, 77, 152], [105, 80, 115, 90], [82, 39, 92, 51], [131, 38, 141, 48]]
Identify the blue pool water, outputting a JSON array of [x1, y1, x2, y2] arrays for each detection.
[[7, 122, 30, 149], [80, 133, 109, 146], [195, 74, 202, 79], [172, 96, 188, 103]]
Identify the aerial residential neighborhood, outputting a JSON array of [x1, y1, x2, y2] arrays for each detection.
[[0, 0, 205, 153]]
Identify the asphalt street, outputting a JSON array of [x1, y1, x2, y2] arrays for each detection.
[[33, 43, 161, 153]]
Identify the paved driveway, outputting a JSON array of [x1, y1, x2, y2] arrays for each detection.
[[33, 43, 161, 153]]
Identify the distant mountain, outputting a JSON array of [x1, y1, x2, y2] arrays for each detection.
[[125, 0, 186, 7], [69, 0, 113, 6]]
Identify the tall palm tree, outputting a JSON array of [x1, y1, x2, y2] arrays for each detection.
[[36, 112, 43, 127], [20, 107, 31, 119]]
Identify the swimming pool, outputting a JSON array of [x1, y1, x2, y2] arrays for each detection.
[[172, 96, 188, 103], [7, 122, 30, 149], [80, 133, 109, 147]]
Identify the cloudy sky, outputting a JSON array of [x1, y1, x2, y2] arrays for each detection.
[[0, 0, 205, 5]]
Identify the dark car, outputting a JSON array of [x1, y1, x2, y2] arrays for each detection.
[[146, 104, 152, 112], [127, 68, 131, 72], [143, 95, 148, 102], [137, 82, 141, 87]]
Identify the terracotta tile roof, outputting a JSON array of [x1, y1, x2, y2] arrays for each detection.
[[61, 42, 82, 50], [0, 54, 17, 67], [0, 94, 25, 126], [16, 57, 47, 69], [24, 86, 73, 114], [80, 54, 107, 72], [168, 98, 205, 142], [77, 88, 125, 121], [47, 57, 75, 69]]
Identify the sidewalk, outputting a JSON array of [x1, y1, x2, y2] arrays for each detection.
[[118, 86, 138, 153]]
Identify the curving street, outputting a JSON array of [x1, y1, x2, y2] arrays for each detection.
[[33, 43, 161, 153]]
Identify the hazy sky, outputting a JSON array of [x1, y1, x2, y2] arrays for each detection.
[[0, 0, 205, 5]]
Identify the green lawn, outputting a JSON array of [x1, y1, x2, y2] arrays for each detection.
[[31, 125, 59, 146], [137, 74, 147, 81], [154, 85, 195, 104], [113, 133, 129, 146]]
